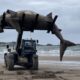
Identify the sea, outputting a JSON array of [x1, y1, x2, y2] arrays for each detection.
[[37, 45, 80, 56], [0, 45, 80, 69]]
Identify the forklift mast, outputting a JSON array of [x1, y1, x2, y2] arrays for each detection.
[[16, 31, 23, 52]]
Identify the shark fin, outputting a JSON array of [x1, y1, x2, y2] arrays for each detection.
[[47, 12, 52, 18]]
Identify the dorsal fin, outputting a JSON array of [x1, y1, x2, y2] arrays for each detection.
[[47, 12, 52, 18]]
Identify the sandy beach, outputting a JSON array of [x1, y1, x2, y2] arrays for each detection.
[[0, 56, 80, 80]]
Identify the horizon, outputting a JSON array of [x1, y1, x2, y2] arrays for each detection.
[[0, 41, 80, 45]]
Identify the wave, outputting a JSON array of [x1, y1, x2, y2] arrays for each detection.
[[0, 47, 80, 63], [37, 49, 80, 56], [0, 47, 80, 57]]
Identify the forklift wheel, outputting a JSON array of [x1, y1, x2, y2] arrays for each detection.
[[32, 54, 38, 70], [5, 54, 14, 70], [4, 53, 7, 68]]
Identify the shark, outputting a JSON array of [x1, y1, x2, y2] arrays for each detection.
[[0, 9, 76, 61]]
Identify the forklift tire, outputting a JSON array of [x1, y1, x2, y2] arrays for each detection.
[[5, 54, 14, 70], [4, 53, 7, 68], [32, 54, 38, 70]]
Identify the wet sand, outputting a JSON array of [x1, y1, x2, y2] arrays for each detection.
[[0, 56, 80, 80], [39, 55, 80, 61]]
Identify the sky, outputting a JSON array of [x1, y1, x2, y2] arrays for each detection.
[[0, 0, 80, 45]]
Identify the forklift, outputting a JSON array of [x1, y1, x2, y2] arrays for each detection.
[[4, 31, 38, 70]]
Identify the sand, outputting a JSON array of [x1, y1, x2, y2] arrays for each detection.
[[39, 55, 80, 61], [0, 56, 80, 80]]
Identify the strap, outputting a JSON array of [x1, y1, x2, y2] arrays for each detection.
[[31, 14, 39, 32], [19, 13, 25, 32]]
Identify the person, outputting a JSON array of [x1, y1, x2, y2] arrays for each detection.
[[6, 44, 11, 52]]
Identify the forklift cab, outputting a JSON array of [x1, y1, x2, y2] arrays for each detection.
[[19, 39, 37, 56]]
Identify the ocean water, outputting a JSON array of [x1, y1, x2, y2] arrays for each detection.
[[37, 45, 80, 56], [0, 45, 80, 63]]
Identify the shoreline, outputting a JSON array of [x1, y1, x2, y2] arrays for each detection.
[[0, 55, 80, 63]]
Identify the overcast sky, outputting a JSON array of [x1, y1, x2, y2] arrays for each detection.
[[0, 0, 80, 44]]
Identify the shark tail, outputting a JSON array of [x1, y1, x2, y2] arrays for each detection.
[[60, 40, 76, 61]]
